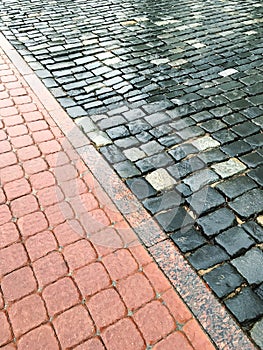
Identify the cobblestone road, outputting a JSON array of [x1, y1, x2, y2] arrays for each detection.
[[0, 0, 262, 346]]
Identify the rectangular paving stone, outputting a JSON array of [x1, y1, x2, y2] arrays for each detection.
[[229, 188, 263, 219], [211, 158, 246, 178], [145, 168, 176, 191], [188, 244, 229, 270], [197, 207, 236, 237], [247, 165, 263, 186], [183, 169, 219, 192], [203, 263, 245, 298], [155, 207, 194, 232], [215, 175, 256, 200], [143, 191, 183, 215], [170, 227, 206, 253], [231, 248, 263, 285], [242, 221, 263, 242]]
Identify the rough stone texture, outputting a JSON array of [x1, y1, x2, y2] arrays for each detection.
[[145, 168, 176, 191], [211, 158, 246, 178], [197, 208, 236, 237], [203, 263, 245, 298], [155, 207, 194, 232], [189, 245, 229, 270], [225, 288, 263, 324], [229, 188, 263, 219], [231, 248, 263, 285], [250, 319, 263, 349]]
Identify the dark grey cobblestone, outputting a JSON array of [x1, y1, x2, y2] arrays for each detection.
[[1, 0, 262, 340]]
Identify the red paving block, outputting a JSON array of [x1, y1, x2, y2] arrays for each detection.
[[18, 103, 37, 114], [4, 177, 31, 200], [0, 243, 28, 277], [17, 211, 48, 238], [0, 140, 12, 153], [133, 300, 176, 344], [39, 139, 61, 154], [27, 120, 49, 132], [80, 209, 111, 234], [0, 292, 4, 309], [1, 344, 16, 350], [129, 245, 153, 267], [0, 106, 18, 117], [10, 134, 33, 148], [182, 319, 215, 350], [74, 262, 111, 297], [53, 305, 94, 348], [0, 129, 7, 140], [42, 277, 80, 316], [23, 111, 43, 122], [0, 152, 17, 168], [33, 129, 54, 143], [88, 288, 126, 329], [0, 164, 24, 184], [44, 201, 74, 226], [9, 87, 27, 97], [0, 222, 19, 249], [63, 239, 97, 271], [25, 231, 57, 262], [6, 124, 28, 137], [71, 193, 99, 214], [54, 219, 85, 246], [90, 227, 124, 257], [60, 178, 87, 198], [102, 249, 138, 281], [102, 318, 145, 350], [29, 170, 56, 190], [0, 98, 13, 108], [8, 294, 47, 337], [10, 194, 38, 217], [117, 273, 155, 311], [143, 263, 171, 294], [17, 145, 41, 161], [0, 188, 6, 204], [0, 312, 12, 346], [1, 266, 37, 302], [3, 114, 24, 127], [23, 157, 48, 175], [46, 151, 70, 167], [162, 289, 193, 324], [38, 185, 64, 207], [0, 205, 11, 226], [153, 331, 194, 350], [17, 325, 60, 350], [53, 163, 78, 182], [14, 95, 32, 105], [33, 251, 68, 287], [74, 337, 105, 350]]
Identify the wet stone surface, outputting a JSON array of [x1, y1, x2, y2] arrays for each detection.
[[1, 0, 262, 341]]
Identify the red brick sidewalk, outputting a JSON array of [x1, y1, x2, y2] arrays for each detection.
[[0, 46, 218, 349]]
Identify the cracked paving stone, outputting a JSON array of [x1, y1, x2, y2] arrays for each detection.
[[113, 160, 141, 178], [231, 248, 263, 285], [211, 158, 246, 178], [242, 221, 263, 243], [248, 165, 263, 186], [251, 319, 263, 349], [145, 168, 176, 192], [215, 226, 254, 257], [197, 207, 236, 237], [215, 175, 257, 200], [188, 244, 229, 270], [171, 227, 206, 253], [126, 177, 157, 200], [186, 186, 225, 216], [155, 207, 194, 232], [143, 190, 183, 215], [229, 188, 263, 219], [225, 287, 263, 324], [183, 169, 219, 192], [203, 263, 245, 298]]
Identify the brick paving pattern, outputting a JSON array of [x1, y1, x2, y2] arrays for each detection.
[[0, 48, 218, 349], [0, 0, 262, 346]]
